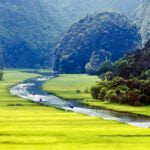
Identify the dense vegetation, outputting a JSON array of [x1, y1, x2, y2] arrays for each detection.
[[91, 77, 150, 106], [91, 40, 150, 106], [54, 12, 141, 73]]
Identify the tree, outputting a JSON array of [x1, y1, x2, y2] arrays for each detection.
[[97, 61, 114, 75], [115, 60, 130, 78], [100, 71, 114, 81]]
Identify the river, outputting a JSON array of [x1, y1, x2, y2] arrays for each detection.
[[10, 73, 150, 128]]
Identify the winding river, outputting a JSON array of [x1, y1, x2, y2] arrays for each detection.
[[10, 73, 150, 128]]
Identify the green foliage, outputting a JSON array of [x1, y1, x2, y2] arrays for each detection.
[[91, 77, 150, 106], [76, 89, 81, 93], [106, 90, 118, 102], [85, 62, 97, 75], [141, 69, 150, 79], [97, 61, 114, 75], [98, 87, 107, 100], [114, 40, 150, 79], [54, 12, 141, 73], [100, 71, 114, 81], [90, 85, 100, 99], [0, 70, 3, 81], [115, 60, 130, 79]]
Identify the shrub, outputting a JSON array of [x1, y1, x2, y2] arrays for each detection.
[[0, 70, 3, 81], [91, 86, 101, 99], [76, 89, 81, 94], [106, 90, 118, 102], [127, 90, 141, 106], [115, 60, 130, 79], [139, 94, 150, 105], [97, 61, 114, 75], [100, 71, 114, 81], [98, 87, 107, 100]]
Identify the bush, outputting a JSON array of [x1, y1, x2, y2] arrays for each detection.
[[0, 70, 3, 81], [97, 61, 114, 75], [115, 60, 130, 79], [98, 87, 107, 100], [139, 94, 150, 105], [100, 71, 114, 81], [127, 90, 141, 106], [76, 89, 81, 94], [91, 86, 101, 99], [106, 90, 118, 102]]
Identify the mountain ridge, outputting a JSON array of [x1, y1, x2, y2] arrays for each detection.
[[54, 12, 141, 73]]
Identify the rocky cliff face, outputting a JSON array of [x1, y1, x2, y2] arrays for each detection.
[[53, 12, 141, 73], [133, 0, 150, 44]]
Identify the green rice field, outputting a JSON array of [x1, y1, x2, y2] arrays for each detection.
[[0, 71, 150, 150]]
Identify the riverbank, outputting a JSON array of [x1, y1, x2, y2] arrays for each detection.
[[3, 71, 150, 149], [43, 74, 150, 117]]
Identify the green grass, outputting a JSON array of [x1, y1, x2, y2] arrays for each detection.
[[0, 71, 150, 150], [82, 100, 150, 117], [43, 74, 150, 117], [43, 74, 99, 100]]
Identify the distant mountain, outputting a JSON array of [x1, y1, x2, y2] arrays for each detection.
[[0, 0, 69, 68], [0, 0, 141, 68], [133, 0, 150, 44], [53, 12, 141, 73]]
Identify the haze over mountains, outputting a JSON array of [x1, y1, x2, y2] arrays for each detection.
[[0, 0, 149, 69], [0, 0, 70, 68], [133, 0, 150, 44], [52, 0, 140, 20]]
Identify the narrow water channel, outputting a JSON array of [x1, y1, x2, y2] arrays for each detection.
[[10, 73, 150, 128]]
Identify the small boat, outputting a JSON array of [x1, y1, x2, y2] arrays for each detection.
[[69, 104, 74, 109]]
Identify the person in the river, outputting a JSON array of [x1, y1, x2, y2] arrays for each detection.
[[39, 98, 43, 103], [69, 104, 74, 109]]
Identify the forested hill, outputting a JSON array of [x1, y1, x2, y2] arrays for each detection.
[[54, 12, 141, 73], [0, 0, 141, 68], [0, 0, 69, 68]]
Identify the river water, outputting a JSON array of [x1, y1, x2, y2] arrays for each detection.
[[10, 74, 150, 128]]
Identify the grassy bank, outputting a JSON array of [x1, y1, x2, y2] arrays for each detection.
[[0, 71, 150, 150], [43, 74, 150, 117], [43, 74, 99, 100]]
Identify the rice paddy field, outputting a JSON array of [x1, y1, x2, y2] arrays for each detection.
[[0, 71, 150, 150]]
